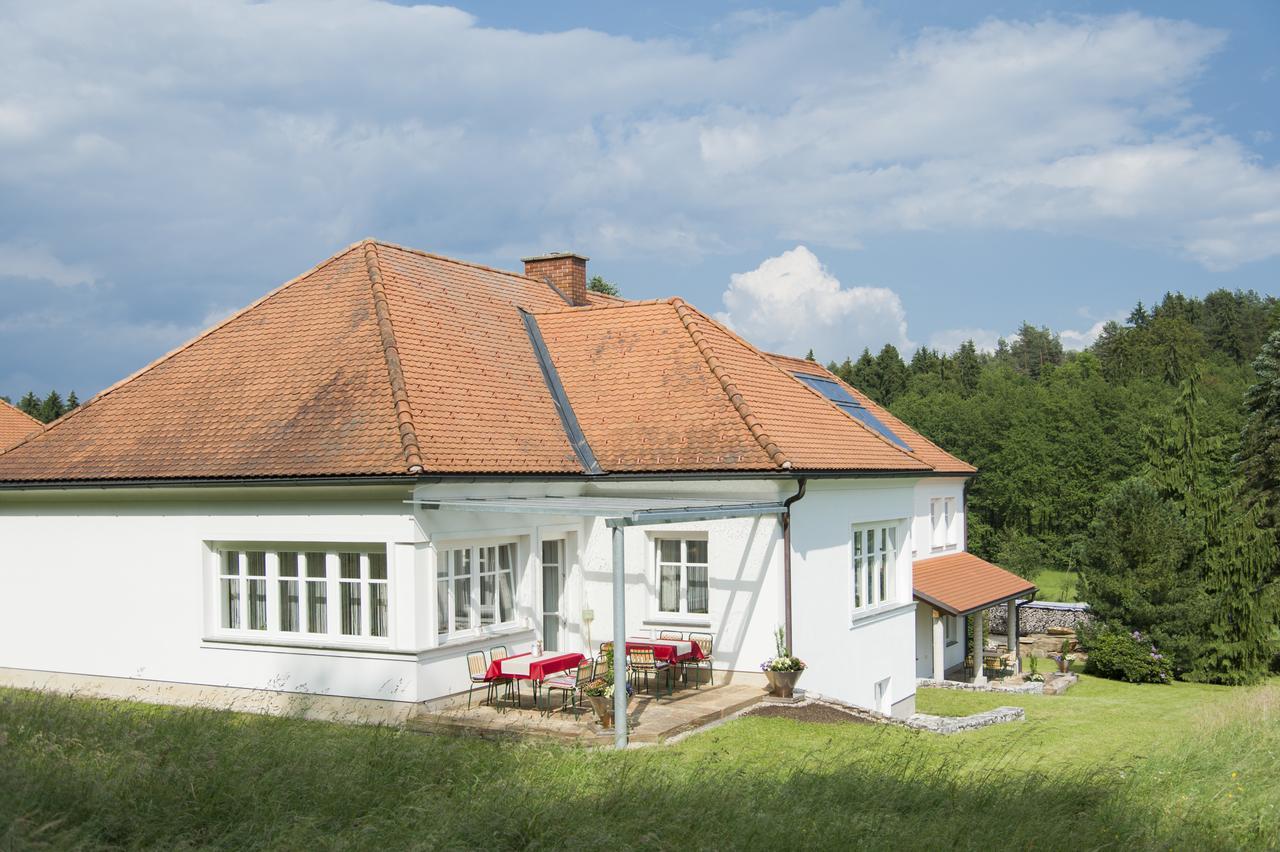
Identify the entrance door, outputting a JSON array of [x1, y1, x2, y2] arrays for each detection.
[[540, 540, 565, 652]]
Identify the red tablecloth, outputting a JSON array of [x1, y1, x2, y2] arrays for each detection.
[[485, 651, 585, 682], [625, 638, 706, 663]]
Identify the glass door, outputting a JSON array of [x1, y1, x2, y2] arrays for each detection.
[[540, 540, 564, 652]]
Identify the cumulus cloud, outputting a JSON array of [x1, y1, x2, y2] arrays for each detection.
[[715, 246, 911, 359], [1, 1, 1277, 392]]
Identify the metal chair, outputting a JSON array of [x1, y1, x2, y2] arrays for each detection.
[[658, 630, 683, 641], [627, 647, 672, 699], [487, 645, 518, 707], [465, 650, 492, 709], [490, 645, 509, 661], [543, 658, 595, 717], [687, 632, 715, 687]]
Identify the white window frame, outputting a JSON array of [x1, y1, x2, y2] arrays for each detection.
[[435, 540, 520, 643], [851, 521, 900, 618], [654, 537, 710, 616], [212, 544, 390, 646], [930, 497, 957, 551], [944, 614, 959, 646]]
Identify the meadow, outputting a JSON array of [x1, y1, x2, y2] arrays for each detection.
[[2, 677, 1277, 850]]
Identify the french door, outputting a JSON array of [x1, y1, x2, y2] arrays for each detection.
[[540, 539, 565, 652]]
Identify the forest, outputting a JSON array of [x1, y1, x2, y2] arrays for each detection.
[[826, 288, 1280, 683]]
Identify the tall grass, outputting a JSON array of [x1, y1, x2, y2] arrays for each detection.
[[1, 683, 1277, 849]]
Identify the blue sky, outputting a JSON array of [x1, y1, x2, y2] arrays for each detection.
[[1, 1, 1277, 399]]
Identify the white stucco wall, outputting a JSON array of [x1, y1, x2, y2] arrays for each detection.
[[1, 473, 966, 718], [0, 486, 422, 704]]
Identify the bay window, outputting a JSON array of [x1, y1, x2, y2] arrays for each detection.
[[655, 538, 709, 615], [214, 545, 389, 643], [851, 523, 898, 616], [437, 542, 518, 641]]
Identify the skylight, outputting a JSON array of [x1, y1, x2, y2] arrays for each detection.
[[791, 373, 913, 452]]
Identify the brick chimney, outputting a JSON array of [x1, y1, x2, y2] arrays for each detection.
[[523, 252, 589, 306]]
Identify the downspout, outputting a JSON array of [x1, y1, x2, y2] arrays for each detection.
[[781, 478, 807, 654]]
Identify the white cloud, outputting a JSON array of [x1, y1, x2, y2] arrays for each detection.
[[715, 246, 911, 360], [0, 244, 95, 287], [1, 1, 1278, 393], [928, 327, 1003, 354]]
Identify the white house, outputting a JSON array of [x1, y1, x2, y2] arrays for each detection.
[[0, 240, 1033, 741]]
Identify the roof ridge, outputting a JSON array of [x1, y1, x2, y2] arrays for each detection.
[[0, 240, 373, 458], [370, 239, 629, 308], [668, 297, 791, 470], [529, 298, 671, 316], [362, 241, 425, 475]]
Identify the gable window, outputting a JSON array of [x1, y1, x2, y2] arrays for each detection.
[[851, 524, 897, 615], [656, 538, 709, 615], [215, 546, 388, 643], [436, 542, 518, 641], [930, 497, 957, 550]]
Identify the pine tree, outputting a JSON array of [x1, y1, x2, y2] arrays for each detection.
[[66, 391, 80, 410], [1238, 330, 1280, 531], [39, 391, 65, 423], [17, 392, 41, 419], [1190, 494, 1276, 684], [954, 340, 981, 396], [804, 349, 816, 362]]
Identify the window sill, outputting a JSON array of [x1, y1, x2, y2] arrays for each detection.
[[849, 601, 916, 629], [202, 636, 412, 659], [421, 625, 535, 658]]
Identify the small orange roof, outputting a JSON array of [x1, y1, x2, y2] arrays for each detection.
[[0, 239, 975, 483], [913, 551, 1037, 616], [0, 400, 40, 452]]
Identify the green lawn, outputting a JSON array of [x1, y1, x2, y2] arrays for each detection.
[[3, 678, 1279, 849], [1034, 568, 1083, 603]]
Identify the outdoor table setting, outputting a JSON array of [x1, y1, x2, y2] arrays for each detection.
[[624, 636, 706, 663], [485, 650, 585, 709]]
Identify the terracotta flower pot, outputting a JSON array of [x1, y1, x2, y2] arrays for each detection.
[[586, 694, 613, 729], [766, 669, 803, 698]]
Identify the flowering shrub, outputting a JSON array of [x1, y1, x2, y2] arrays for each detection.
[[583, 647, 633, 698], [760, 626, 807, 672], [1084, 626, 1173, 684]]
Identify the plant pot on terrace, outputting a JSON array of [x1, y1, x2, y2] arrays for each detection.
[[765, 669, 803, 698], [586, 693, 613, 729], [762, 627, 807, 698]]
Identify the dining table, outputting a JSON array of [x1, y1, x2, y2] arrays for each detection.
[[624, 636, 706, 663], [485, 651, 586, 709]]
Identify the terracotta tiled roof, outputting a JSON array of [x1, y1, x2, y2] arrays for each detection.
[[913, 551, 1037, 616], [0, 239, 971, 482], [769, 352, 976, 474], [0, 400, 40, 452]]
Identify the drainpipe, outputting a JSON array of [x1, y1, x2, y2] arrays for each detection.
[[781, 478, 808, 654]]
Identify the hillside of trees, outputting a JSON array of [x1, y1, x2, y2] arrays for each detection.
[[825, 288, 1280, 682], [0, 390, 79, 423]]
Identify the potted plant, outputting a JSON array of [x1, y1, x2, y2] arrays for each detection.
[[1050, 639, 1074, 674], [1024, 653, 1044, 683], [582, 648, 631, 728], [760, 627, 807, 698]]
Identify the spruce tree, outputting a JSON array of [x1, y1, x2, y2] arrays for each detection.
[[1238, 330, 1280, 531]]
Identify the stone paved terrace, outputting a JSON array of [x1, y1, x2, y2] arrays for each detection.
[[408, 682, 767, 746]]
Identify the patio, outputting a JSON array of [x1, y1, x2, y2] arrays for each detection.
[[410, 680, 766, 745]]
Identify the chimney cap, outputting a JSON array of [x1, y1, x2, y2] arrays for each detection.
[[521, 251, 590, 263]]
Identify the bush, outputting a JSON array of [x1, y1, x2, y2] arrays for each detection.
[[1084, 627, 1173, 683]]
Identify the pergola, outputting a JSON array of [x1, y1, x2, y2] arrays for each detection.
[[416, 495, 788, 747]]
